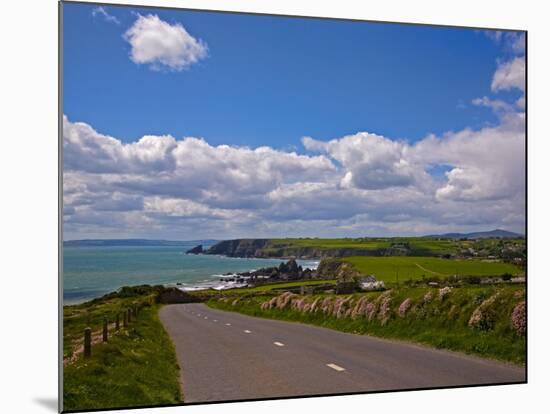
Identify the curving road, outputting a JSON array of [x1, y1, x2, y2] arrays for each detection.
[[159, 303, 525, 403]]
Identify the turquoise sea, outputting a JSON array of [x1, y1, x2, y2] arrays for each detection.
[[63, 241, 318, 305]]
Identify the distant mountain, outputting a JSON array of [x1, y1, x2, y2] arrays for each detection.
[[424, 229, 523, 239], [63, 239, 218, 247]]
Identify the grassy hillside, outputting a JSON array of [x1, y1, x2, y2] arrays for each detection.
[[343, 256, 522, 282], [269, 238, 391, 250], [265, 237, 525, 258], [208, 284, 526, 364], [63, 287, 182, 412]]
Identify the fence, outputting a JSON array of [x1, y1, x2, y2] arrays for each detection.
[[82, 301, 150, 359]]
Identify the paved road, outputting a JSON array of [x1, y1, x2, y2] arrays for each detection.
[[159, 303, 525, 403]]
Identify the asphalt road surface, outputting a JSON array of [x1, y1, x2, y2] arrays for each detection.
[[159, 303, 525, 403]]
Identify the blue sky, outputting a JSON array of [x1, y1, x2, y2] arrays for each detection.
[[63, 2, 519, 147], [62, 2, 525, 239]]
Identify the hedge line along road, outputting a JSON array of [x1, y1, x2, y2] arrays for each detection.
[[159, 303, 525, 403]]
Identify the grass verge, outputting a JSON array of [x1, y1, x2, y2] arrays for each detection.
[[63, 299, 182, 411]]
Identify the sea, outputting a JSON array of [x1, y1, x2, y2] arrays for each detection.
[[63, 241, 319, 305]]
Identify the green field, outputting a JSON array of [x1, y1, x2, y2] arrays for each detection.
[[266, 237, 525, 258], [269, 238, 391, 250], [343, 256, 521, 282]]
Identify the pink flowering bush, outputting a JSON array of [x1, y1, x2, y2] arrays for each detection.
[[309, 297, 321, 313], [377, 292, 393, 325], [511, 301, 526, 336], [351, 296, 370, 319], [333, 296, 353, 319], [365, 302, 377, 321], [438, 286, 452, 301], [276, 292, 296, 309], [468, 293, 499, 331], [321, 297, 334, 314], [423, 291, 434, 304], [514, 290, 526, 299], [398, 298, 413, 317], [260, 296, 278, 310]]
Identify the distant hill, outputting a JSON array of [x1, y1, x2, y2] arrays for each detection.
[[424, 229, 523, 239], [63, 239, 218, 247]]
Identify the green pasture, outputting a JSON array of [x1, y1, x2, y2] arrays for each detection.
[[343, 256, 521, 282]]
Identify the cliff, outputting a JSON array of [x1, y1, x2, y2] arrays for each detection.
[[186, 244, 203, 254], [204, 239, 270, 257], [204, 238, 384, 259]]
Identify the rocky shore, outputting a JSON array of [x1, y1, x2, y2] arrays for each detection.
[[186, 239, 385, 259]]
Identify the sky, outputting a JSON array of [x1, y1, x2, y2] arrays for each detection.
[[62, 2, 526, 240]]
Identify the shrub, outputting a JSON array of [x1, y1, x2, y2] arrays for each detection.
[[365, 302, 377, 321], [414, 306, 428, 320], [447, 304, 459, 320], [309, 297, 321, 313], [511, 301, 526, 336], [351, 296, 369, 319], [438, 286, 452, 301], [377, 292, 393, 325], [398, 298, 413, 317], [501, 273, 513, 281], [276, 292, 296, 309], [320, 297, 334, 314], [466, 276, 481, 285], [423, 291, 434, 304], [468, 293, 499, 331], [514, 290, 525, 299]]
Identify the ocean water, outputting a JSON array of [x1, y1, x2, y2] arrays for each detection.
[[63, 242, 318, 304]]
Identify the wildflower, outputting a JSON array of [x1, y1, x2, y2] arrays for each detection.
[[276, 292, 296, 309], [511, 301, 526, 336], [365, 302, 377, 321], [514, 290, 525, 299], [321, 297, 333, 314], [398, 298, 412, 317], [351, 296, 369, 319], [309, 297, 321, 313], [423, 291, 434, 304], [438, 286, 452, 301], [377, 292, 393, 325], [468, 293, 499, 331]]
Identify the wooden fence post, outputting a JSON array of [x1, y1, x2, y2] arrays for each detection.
[[102, 317, 108, 342], [127, 308, 132, 323], [115, 313, 120, 331], [84, 327, 92, 358], [123, 311, 128, 327]]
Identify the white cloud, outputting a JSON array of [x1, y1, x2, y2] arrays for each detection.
[[124, 14, 207, 71], [484, 31, 525, 55], [491, 57, 525, 92], [472, 96, 514, 115], [62, 36, 526, 238], [92, 7, 120, 25], [303, 133, 419, 190], [509, 32, 526, 55], [63, 105, 525, 239]]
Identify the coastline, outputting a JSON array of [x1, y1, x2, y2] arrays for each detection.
[[63, 249, 319, 305]]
